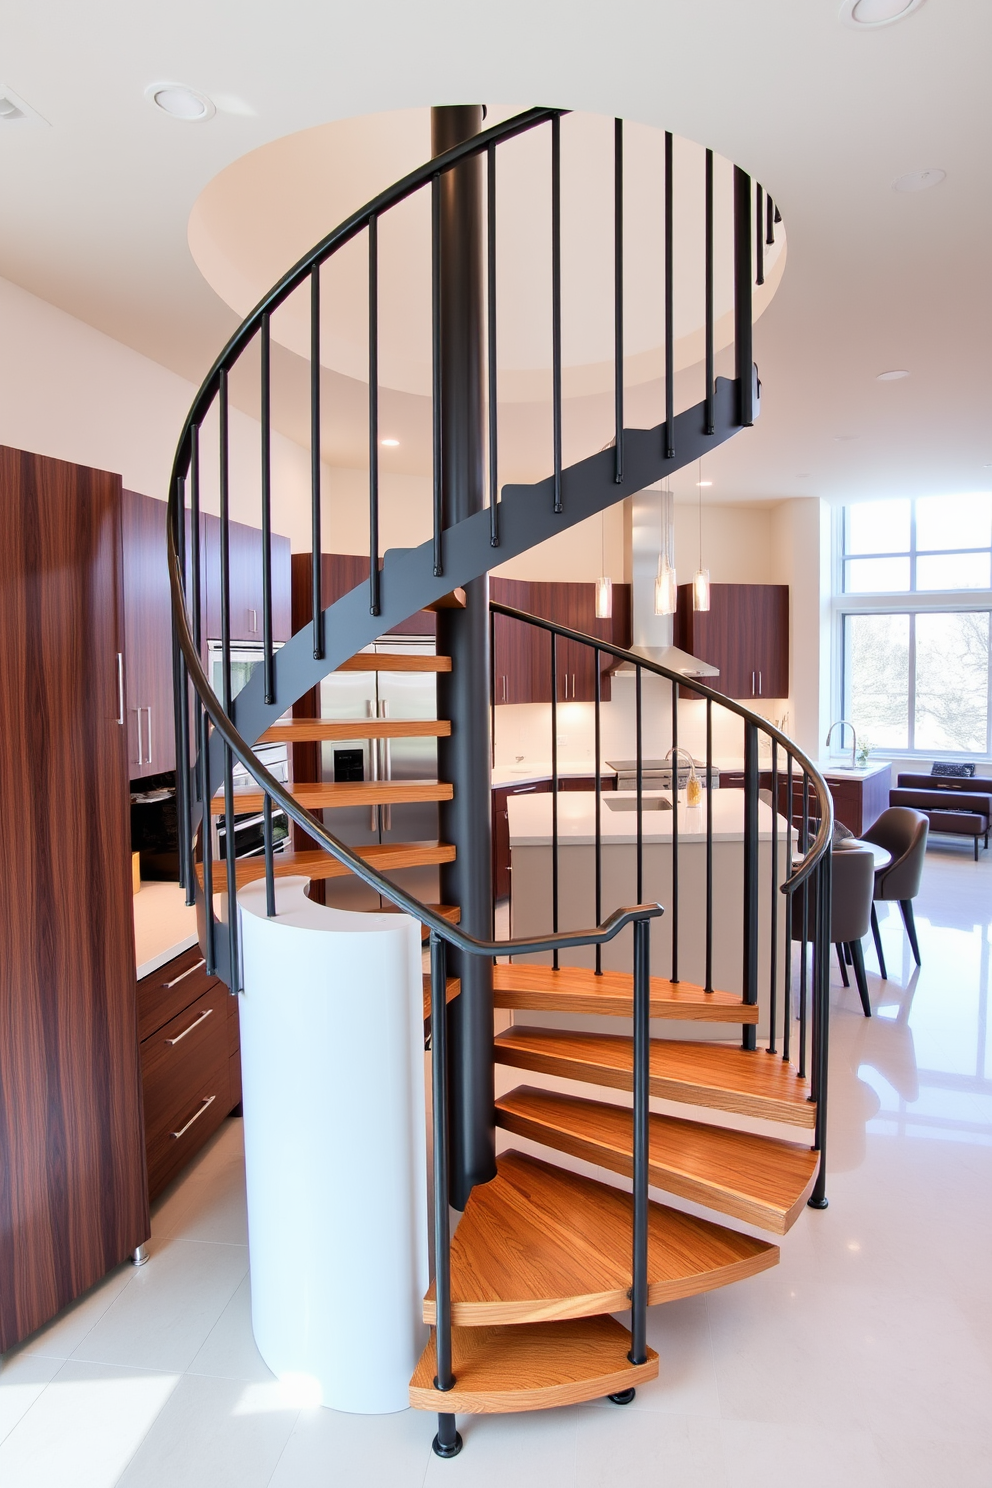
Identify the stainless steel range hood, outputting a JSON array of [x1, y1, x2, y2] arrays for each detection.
[[618, 486, 719, 677]]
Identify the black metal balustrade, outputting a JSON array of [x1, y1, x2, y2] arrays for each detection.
[[165, 104, 800, 1455]]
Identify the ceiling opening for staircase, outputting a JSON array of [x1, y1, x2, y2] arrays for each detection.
[[188, 106, 786, 408]]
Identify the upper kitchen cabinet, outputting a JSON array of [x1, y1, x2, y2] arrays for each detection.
[[122, 490, 180, 778], [491, 578, 631, 704], [204, 513, 292, 644], [674, 583, 789, 700]]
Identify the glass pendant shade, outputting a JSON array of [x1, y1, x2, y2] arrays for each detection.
[[595, 575, 613, 619], [692, 567, 711, 612], [654, 556, 677, 615]]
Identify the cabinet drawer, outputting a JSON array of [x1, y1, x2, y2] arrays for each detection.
[[138, 945, 219, 1042], [142, 987, 232, 1198]]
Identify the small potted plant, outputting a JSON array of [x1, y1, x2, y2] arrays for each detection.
[[856, 737, 872, 768]]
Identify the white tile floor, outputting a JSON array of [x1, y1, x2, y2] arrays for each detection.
[[2, 842, 991, 1486]]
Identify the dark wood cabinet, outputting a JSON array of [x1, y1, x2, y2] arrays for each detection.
[[122, 490, 179, 779], [0, 445, 148, 1353], [675, 583, 789, 700], [204, 513, 292, 644], [492, 780, 552, 898], [137, 946, 241, 1201], [491, 578, 632, 705]]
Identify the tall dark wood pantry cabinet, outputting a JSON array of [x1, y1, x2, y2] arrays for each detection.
[[0, 446, 149, 1353]]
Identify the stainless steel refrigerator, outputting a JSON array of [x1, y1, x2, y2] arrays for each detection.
[[317, 635, 441, 912]]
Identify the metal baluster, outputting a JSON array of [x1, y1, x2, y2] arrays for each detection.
[[488, 141, 500, 544], [635, 665, 643, 905], [808, 864, 831, 1209], [368, 214, 380, 617], [705, 697, 713, 993], [670, 678, 679, 984], [219, 368, 240, 991], [742, 720, 759, 1049], [768, 738, 778, 1053], [431, 174, 443, 576], [552, 115, 563, 513], [310, 264, 323, 660], [261, 313, 275, 706], [595, 647, 602, 974], [173, 473, 192, 903], [664, 130, 675, 458], [190, 423, 214, 973], [551, 632, 559, 971], [628, 916, 650, 1368], [783, 752, 793, 1062], [429, 932, 461, 1458], [704, 147, 714, 437], [799, 772, 810, 1079], [263, 794, 276, 919], [766, 193, 775, 246], [200, 703, 215, 975], [756, 182, 765, 286], [614, 117, 624, 485], [734, 166, 754, 427]]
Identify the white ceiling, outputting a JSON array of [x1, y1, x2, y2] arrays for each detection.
[[1, 0, 989, 504]]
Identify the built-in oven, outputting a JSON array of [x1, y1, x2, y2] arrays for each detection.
[[206, 641, 291, 864]]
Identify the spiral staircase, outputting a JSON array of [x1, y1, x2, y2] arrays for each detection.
[[168, 106, 833, 1456]]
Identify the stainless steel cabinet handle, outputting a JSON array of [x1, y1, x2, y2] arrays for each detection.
[[514, 785, 537, 794], [162, 958, 206, 989], [248, 608, 257, 633], [501, 675, 507, 703], [164, 1006, 214, 1045], [144, 705, 153, 763], [170, 1095, 216, 1139], [758, 671, 762, 696], [116, 653, 124, 725]]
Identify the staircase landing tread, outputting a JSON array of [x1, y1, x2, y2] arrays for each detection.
[[495, 1025, 815, 1128], [493, 963, 757, 1023], [409, 1314, 657, 1414], [496, 1085, 818, 1234], [423, 1150, 776, 1326], [198, 840, 455, 889], [209, 780, 452, 814]]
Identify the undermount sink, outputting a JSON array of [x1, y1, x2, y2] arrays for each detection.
[[606, 796, 673, 812], [823, 764, 863, 773]]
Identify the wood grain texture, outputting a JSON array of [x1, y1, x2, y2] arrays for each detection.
[[423, 1150, 777, 1326], [137, 944, 218, 1043], [380, 902, 460, 942], [141, 985, 234, 1200], [259, 719, 451, 743], [336, 652, 451, 672], [291, 552, 439, 639], [204, 513, 291, 643], [409, 1315, 657, 1413], [210, 780, 453, 815], [495, 1027, 815, 1127], [490, 578, 632, 706], [493, 964, 758, 1023], [198, 840, 457, 888], [496, 1086, 819, 1233], [675, 583, 789, 701], [121, 489, 176, 778], [0, 446, 148, 1352], [422, 974, 461, 1022]]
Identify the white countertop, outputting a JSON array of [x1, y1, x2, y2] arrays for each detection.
[[133, 881, 199, 981], [508, 788, 786, 846], [492, 761, 617, 788]]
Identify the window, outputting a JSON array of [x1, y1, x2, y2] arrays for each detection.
[[840, 496, 992, 757]]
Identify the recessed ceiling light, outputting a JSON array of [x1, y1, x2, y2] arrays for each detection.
[[893, 168, 945, 193], [381, 438, 399, 447], [146, 82, 215, 122], [0, 83, 48, 128], [840, 0, 925, 29], [834, 435, 860, 442], [877, 369, 909, 380]]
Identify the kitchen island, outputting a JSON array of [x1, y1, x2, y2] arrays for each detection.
[[508, 789, 792, 1034]]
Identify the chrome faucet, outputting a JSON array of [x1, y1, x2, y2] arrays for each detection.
[[664, 745, 696, 787], [825, 719, 858, 770]]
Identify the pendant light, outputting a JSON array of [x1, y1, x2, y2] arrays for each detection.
[[693, 461, 711, 612], [595, 508, 613, 618], [654, 484, 677, 615]]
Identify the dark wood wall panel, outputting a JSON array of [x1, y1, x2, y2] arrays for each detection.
[[0, 446, 148, 1353]]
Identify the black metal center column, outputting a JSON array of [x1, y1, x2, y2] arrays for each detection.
[[432, 105, 496, 1210]]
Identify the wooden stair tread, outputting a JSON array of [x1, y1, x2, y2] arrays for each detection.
[[493, 963, 757, 1023], [496, 1086, 818, 1234], [423, 1150, 777, 1326], [258, 719, 451, 743], [209, 780, 452, 815], [494, 1026, 814, 1128], [197, 841, 456, 889], [409, 1315, 657, 1414], [422, 973, 460, 1022], [336, 652, 451, 672], [379, 902, 460, 941]]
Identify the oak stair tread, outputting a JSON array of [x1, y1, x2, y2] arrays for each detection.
[[493, 963, 757, 1023], [379, 902, 460, 941], [422, 973, 461, 1022], [197, 841, 456, 889], [336, 652, 451, 672], [209, 780, 452, 814], [494, 1026, 815, 1128], [409, 1314, 657, 1414], [422, 1149, 777, 1326], [258, 719, 451, 743], [496, 1086, 818, 1234]]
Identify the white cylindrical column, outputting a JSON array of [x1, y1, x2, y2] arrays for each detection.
[[237, 878, 427, 1414]]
